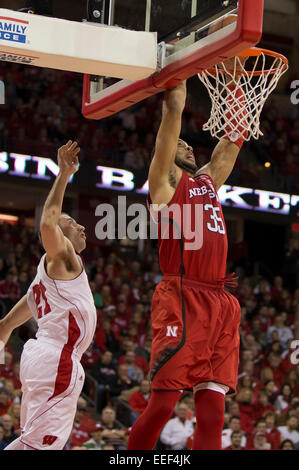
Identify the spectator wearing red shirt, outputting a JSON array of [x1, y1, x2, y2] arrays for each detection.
[[264, 412, 281, 450], [227, 401, 254, 435], [271, 276, 284, 302], [129, 380, 150, 424], [70, 399, 96, 447], [81, 341, 102, 371], [263, 379, 279, 405], [114, 300, 131, 332], [224, 430, 246, 450], [252, 389, 275, 422], [0, 271, 20, 311], [264, 352, 288, 389], [246, 419, 274, 449], [130, 311, 147, 337], [94, 318, 119, 354], [0, 351, 14, 380], [235, 389, 255, 434]]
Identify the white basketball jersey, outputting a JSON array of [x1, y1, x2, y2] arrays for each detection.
[[27, 253, 97, 359]]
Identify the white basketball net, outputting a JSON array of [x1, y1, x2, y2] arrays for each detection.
[[198, 52, 288, 142]]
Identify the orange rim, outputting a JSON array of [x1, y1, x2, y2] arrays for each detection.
[[205, 47, 289, 77]]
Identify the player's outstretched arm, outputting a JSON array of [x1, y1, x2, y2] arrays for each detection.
[[149, 81, 187, 205], [40, 141, 80, 258], [196, 82, 248, 191], [196, 138, 241, 191], [0, 296, 32, 352]]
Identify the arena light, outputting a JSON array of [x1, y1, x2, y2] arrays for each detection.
[[0, 213, 19, 223]]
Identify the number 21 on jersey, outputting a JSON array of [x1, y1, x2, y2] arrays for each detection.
[[32, 281, 51, 319]]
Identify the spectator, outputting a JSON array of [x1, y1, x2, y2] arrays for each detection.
[[0, 424, 5, 451], [222, 416, 247, 449], [91, 350, 117, 412], [252, 389, 275, 421], [263, 379, 279, 404], [0, 414, 18, 448], [277, 416, 299, 446], [109, 364, 140, 402], [249, 431, 271, 450], [274, 383, 293, 412], [118, 345, 148, 374], [265, 352, 287, 389], [7, 403, 21, 434], [70, 399, 96, 448], [224, 430, 245, 450], [100, 407, 126, 450], [101, 443, 116, 450], [185, 417, 197, 450], [280, 439, 295, 450], [118, 351, 145, 382], [267, 313, 294, 350], [128, 380, 151, 424], [82, 424, 104, 450], [81, 341, 101, 371], [264, 412, 281, 450], [160, 403, 193, 450], [0, 389, 12, 417], [0, 271, 20, 311], [94, 319, 119, 353]]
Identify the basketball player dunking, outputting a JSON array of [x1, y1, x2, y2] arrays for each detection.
[[0, 141, 97, 450], [127, 80, 246, 450]]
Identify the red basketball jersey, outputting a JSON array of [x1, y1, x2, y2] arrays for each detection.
[[148, 171, 227, 282]]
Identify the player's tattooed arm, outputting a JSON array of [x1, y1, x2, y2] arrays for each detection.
[[195, 138, 240, 191], [40, 141, 80, 258], [149, 81, 187, 205], [0, 296, 32, 351]]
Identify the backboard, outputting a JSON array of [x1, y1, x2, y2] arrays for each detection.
[[82, 0, 264, 120]]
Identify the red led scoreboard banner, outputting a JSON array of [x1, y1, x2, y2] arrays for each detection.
[[0, 151, 298, 217]]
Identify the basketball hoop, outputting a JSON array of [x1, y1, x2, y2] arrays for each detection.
[[198, 47, 289, 141]]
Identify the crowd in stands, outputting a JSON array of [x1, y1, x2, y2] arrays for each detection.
[[0, 62, 298, 195], [0, 217, 298, 450]]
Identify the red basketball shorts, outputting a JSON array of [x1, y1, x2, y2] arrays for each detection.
[[150, 275, 241, 395]]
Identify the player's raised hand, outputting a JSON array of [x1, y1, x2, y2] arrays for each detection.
[[58, 140, 80, 176], [164, 80, 187, 110]]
